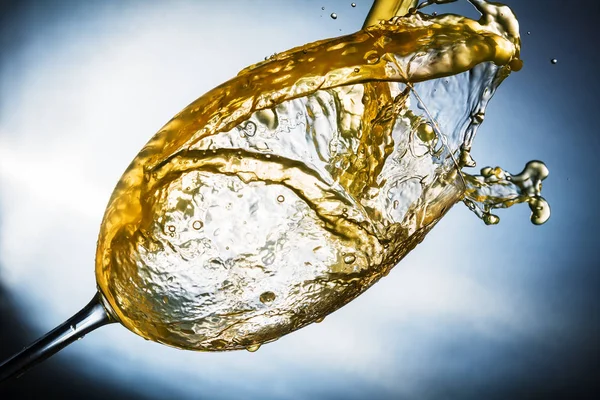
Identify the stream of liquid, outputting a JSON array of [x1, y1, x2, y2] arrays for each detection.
[[95, 0, 549, 351]]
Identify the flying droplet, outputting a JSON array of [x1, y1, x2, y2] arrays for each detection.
[[167, 225, 176, 232], [321, 6, 325, 10], [344, 254, 356, 264], [351, 2, 356, 7], [277, 195, 285, 203], [192, 220, 203, 230], [528, 197, 551, 225], [432, 11, 437, 16], [354, 67, 360, 73], [551, 58, 558, 64], [246, 344, 261, 352], [260, 291, 276, 304], [331, 13, 337, 19], [527, 31, 531, 35], [483, 213, 500, 225]]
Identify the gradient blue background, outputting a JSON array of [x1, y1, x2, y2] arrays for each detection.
[[0, 0, 598, 399]]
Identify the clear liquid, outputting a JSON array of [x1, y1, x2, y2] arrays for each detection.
[[95, 0, 548, 351]]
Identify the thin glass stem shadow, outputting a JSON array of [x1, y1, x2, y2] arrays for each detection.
[[0, 292, 115, 383]]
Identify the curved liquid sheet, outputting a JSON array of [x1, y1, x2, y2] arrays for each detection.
[[95, 1, 539, 351]]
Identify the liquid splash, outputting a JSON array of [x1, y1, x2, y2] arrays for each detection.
[[464, 161, 550, 225], [95, 0, 549, 351]]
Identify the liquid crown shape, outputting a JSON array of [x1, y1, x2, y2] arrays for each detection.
[[94, 0, 549, 351]]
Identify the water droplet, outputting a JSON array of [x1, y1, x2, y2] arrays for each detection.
[[529, 197, 551, 225], [162, 296, 168, 304], [246, 344, 261, 352], [321, 6, 325, 10], [351, 2, 356, 7], [527, 31, 531, 35], [192, 220, 203, 230], [483, 213, 500, 225], [551, 58, 558, 64], [432, 11, 437, 16], [344, 254, 356, 264], [354, 67, 360, 73], [330, 13, 337, 19], [277, 195, 285, 203], [260, 291, 276, 304], [167, 225, 176, 232]]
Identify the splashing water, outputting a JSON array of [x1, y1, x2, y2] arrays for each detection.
[[94, 0, 549, 351], [464, 161, 550, 225]]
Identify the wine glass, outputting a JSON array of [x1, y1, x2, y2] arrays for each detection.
[[0, 0, 539, 382]]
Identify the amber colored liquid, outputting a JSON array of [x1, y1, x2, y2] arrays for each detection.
[[95, 0, 546, 351]]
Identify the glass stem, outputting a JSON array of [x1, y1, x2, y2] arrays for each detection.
[[0, 292, 115, 382], [363, 0, 419, 28]]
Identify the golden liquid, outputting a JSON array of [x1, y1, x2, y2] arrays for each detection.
[[95, 0, 548, 351]]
